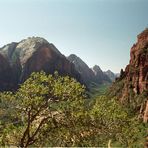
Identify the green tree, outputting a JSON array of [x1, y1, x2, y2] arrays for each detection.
[[0, 71, 86, 147], [0, 72, 147, 147], [86, 96, 147, 147]]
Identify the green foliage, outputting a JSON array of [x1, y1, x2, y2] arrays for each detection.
[[89, 83, 110, 97], [0, 71, 86, 147], [87, 96, 146, 147], [107, 79, 125, 98], [0, 72, 147, 147]]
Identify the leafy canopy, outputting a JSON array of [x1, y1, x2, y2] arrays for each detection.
[[0, 71, 147, 147]]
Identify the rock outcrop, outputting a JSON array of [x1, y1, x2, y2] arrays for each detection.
[[67, 54, 95, 85], [0, 37, 82, 90], [92, 65, 111, 84], [104, 70, 117, 82], [109, 28, 148, 122], [119, 28, 148, 99], [67, 54, 111, 86], [129, 29, 148, 94]]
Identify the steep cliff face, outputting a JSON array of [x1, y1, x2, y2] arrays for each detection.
[[0, 54, 14, 90], [129, 29, 148, 94], [92, 65, 111, 84], [109, 29, 148, 122], [120, 29, 148, 99], [67, 54, 95, 85], [16, 38, 81, 83], [0, 37, 82, 90]]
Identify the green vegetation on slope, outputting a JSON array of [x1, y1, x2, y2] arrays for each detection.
[[88, 82, 111, 98], [0, 72, 147, 147]]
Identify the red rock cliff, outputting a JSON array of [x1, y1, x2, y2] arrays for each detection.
[[122, 29, 148, 99], [110, 29, 148, 122], [131, 29, 148, 92]]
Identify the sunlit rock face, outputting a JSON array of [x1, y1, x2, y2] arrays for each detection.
[[0, 37, 82, 90], [109, 29, 148, 122], [120, 29, 148, 99], [129, 29, 148, 94]]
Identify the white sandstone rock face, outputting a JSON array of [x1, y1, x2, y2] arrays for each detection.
[[0, 37, 61, 67], [16, 37, 49, 66], [0, 37, 82, 90]]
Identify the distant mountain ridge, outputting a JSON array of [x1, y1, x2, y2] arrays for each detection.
[[67, 54, 95, 85], [68, 54, 112, 86], [92, 65, 111, 84], [104, 70, 119, 81], [0, 37, 81, 90], [0, 37, 115, 91]]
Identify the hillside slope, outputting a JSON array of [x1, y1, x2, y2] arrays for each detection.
[[109, 28, 148, 122]]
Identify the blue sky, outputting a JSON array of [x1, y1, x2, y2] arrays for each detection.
[[0, 0, 147, 73]]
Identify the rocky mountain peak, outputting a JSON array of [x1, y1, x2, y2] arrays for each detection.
[[106, 70, 112, 73], [0, 37, 62, 67], [92, 65, 102, 75], [68, 54, 79, 63], [67, 54, 95, 85], [68, 54, 77, 59], [68, 54, 89, 69], [17, 37, 62, 65], [20, 36, 49, 45], [0, 37, 82, 90], [113, 29, 148, 97], [137, 28, 148, 42], [127, 29, 148, 94], [104, 70, 117, 82], [92, 65, 111, 83], [68, 55, 111, 86]]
